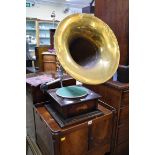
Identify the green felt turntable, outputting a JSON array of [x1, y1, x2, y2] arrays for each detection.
[[56, 85, 88, 98]]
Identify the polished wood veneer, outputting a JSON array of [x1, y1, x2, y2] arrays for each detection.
[[34, 102, 114, 155], [35, 46, 50, 71], [95, 0, 129, 65], [84, 80, 129, 155], [42, 52, 58, 73]]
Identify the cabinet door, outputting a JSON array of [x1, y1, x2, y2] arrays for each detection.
[[60, 127, 88, 155], [90, 116, 113, 148]]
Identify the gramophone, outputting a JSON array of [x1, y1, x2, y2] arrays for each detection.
[[40, 13, 120, 128]]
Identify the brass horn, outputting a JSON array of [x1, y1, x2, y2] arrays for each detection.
[[54, 13, 120, 84]]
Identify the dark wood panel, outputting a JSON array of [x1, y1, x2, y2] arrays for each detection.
[[83, 79, 129, 155], [121, 90, 129, 107], [98, 84, 122, 110], [115, 141, 129, 155], [95, 0, 129, 65], [119, 106, 129, 124], [84, 84, 122, 110], [87, 144, 110, 155], [50, 29, 56, 49], [117, 123, 129, 145]]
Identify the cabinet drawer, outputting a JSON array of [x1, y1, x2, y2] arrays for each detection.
[[121, 90, 129, 107], [119, 106, 129, 124], [117, 123, 129, 145]]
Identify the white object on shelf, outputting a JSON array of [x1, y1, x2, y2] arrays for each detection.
[[32, 55, 36, 60], [29, 49, 35, 52]]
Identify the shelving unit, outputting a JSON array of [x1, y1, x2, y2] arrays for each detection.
[[26, 18, 59, 59], [26, 18, 37, 57], [38, 20, 59, 46]]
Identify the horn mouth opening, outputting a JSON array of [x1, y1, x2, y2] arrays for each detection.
[[69, 36, 100, 68]]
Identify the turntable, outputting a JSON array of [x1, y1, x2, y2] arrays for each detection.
[[45, 85, 103, 127]]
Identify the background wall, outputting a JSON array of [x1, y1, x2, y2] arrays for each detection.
[[26, 3, 82, 21]]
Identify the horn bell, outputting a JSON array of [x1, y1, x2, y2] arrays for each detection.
[[54, 13, 120, 85]]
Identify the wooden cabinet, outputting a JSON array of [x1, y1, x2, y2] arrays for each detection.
[[84, 80, 129, 155], [34, 102, 114, 155], [95, 0, 129, 65], [35, 46, 50, 71], [42, 52, 58, 73]]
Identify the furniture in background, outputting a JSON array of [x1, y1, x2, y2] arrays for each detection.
[[26, 72, 76, 104], [26, 18, 37, 58], [50, 29, 56, 49], [42, 51, 59, 73], [26, 18, 59, 62], [95, 0, 129, 65], [84, 75, 129, 155], [35, 46, 50, 71], [117, 65, 129, 83], [35, 46, 59, 72], [26, 67, 39, 74], [26, 18, 59, 47], [38, 20, 52, 46], [38, 20, 59, 46]]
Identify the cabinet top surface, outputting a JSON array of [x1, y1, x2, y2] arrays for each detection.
[[35, 103, 112, 134], [104, 80, 129, 90]]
